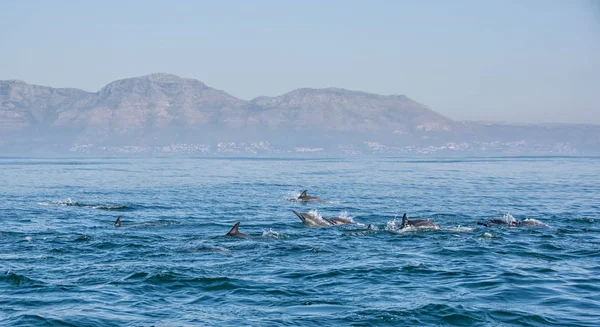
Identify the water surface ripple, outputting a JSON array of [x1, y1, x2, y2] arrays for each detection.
[[1, 157, 598, 326]]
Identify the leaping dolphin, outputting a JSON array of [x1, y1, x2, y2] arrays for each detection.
[[400, 213, 439, 230], [295, 190, 325, 203], [292, 210, 356, 226], [114, 216, 121, 227], [225, 222, 250, 238], [293, 210, 330, 226]]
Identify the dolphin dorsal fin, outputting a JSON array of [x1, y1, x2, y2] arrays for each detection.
[[115, 216, 121, 227], [400, 213, 408, 229], [226, 222, 241, 236], [300, 190, 308, 197]]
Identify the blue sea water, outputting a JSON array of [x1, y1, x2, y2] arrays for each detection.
[[0, 156, 599, 326]]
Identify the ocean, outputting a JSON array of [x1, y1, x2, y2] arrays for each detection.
[[1, 156, 598, 326]]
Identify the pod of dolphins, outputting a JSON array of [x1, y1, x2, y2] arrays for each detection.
[[111, 189, 548, 235]]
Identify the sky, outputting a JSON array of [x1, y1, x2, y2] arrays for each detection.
[[1, 0, 599, 124]]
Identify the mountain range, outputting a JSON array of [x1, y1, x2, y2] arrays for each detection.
[[1, 73, 598, 155]]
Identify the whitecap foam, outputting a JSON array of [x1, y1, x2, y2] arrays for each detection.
[[385, 219, 403, 232], [520, 218, 549, 227], [336, 211, 361, 225], [286, 190, 302, 201], [385, 215, 402, 231], [502, 213, 517, 224], [262, 228, 283, 238]]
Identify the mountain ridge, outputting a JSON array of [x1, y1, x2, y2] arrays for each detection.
[[0, 73, 453, 132], [1, 73, 598, 155]]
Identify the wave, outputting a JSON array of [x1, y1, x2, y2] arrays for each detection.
[[1, 271, 43, 287], [4, 315, 70, 326], [349, 303, 561, 325], [120, 271, 238, 290], [573, 217, 596, 224], [4, 314, 124, 327]]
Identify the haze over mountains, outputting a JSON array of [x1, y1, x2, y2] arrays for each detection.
[[1, 73, 598, 155]]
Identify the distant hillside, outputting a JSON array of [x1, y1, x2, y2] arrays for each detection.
[[0, 74, 598, 155], [248, 88, 454, 133]]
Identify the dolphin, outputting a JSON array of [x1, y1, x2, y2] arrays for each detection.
[[296, 190, 325, 203], [114, 216, 121, 227], [477, 218, 548, 228], [400, 213, 439, 230], [292, 210, 356, 226], [477, 219, 517, 227], [225, 222, 249, 238], [293, 210, 331, 226], [61, 199, 81, 207], [328, 217, 357, 225]]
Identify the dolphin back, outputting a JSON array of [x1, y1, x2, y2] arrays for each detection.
[[400, 213, 439, 229], [226, 222, 242, 236], [401, 213, 408, 229], [297, 190, 324, 202]]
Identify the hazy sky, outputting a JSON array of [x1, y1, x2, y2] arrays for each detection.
[[1, 0, 599, 124]]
